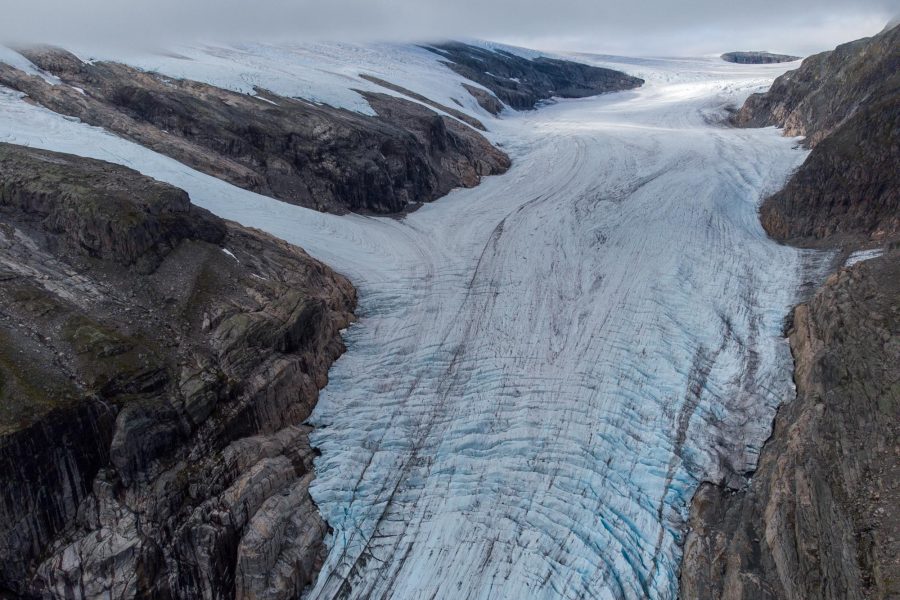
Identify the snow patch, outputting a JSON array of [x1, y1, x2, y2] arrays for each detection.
[[253, 94, 279, 106], [59, 41, 502, 122], [221, 248, 239, 262], [845, 248, 884, 266]]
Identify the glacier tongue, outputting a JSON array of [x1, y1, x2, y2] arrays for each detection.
[[0, 51, 818, 599], [305, 64, 817, 599]]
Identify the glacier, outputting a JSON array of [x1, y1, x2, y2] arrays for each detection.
[[0, 49, 823, 599]]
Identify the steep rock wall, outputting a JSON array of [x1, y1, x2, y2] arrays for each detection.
[[0, 144, 356, 599], [681, 253, 900, 600]]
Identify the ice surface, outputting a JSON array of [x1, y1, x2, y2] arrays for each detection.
[[0, 48, 821, 599], [304, 59, 822, 600]]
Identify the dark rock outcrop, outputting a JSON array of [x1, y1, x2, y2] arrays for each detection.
[[733, 24, 898, 145], [425, 42, 644, 111], [462, 83, 505, 116], [681, 252, 900, 600], [736, 23, 899, 246], [0, 47, 510, 214], [720, 51, 800, 64], [760, 97, 899, 245], [0, 143, 225, 269], [0, 143, 356, 599]]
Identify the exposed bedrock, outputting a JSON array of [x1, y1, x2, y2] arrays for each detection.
[[732, 25, 898, 144], [720, 52, 800, 64], [0, 47, 510, 214], [739, 23, 899, 246], [0, 143, 356, 599], [759, 98, 899, 246], [425, 42, 644, 111]]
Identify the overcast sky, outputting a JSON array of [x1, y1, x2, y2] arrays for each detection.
[[1, 0, 897, 56]]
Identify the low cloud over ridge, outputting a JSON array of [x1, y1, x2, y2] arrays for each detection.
[[1, 0, 896, 56]]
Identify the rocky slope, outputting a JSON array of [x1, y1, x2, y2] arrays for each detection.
[[426, 42, 644, 112], [681, 251, 899, 600], [0, 143, 356, 599], [720, 52, 800, 64], [681, 24, 900, 600], [733, 24, 898, 144], [760, 97, 899, 245], [0, 47, 510, 214], [734, 24, 899, 246]]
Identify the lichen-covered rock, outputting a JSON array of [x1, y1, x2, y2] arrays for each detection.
[[0, 144, 356, 599]]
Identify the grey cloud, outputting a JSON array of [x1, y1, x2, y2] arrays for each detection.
[[1, 0, 897, 56]]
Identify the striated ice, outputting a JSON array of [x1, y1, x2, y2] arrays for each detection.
[[0, 48, 824, 599]]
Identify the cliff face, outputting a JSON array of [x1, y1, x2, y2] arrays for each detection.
[[0, 47, 510, 214], [681, 253, 900, 600], [681, 24, 900, 600], [733, 24, 899, 246], [426, 42, 644, 112], [0, 143, 356, 599], [759, 97, 899, 245], [733, 25, 899, 145]]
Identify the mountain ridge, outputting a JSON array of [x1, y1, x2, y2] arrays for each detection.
[[738, 23, 899, 247]]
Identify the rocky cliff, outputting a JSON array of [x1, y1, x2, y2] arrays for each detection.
[[0, 47, 511, 214], [681, 251, 899, 600], [734, 24, 899, 246], [760, 97, 899, 245], [681, 24, 900, 600], [0, 143, 356, 599], [720, 52, 800, 64], [426, 42, 644, 112], [733, 25, 898, 144]]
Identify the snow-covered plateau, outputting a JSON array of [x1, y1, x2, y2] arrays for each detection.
[[0, 47, 824, 599]]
